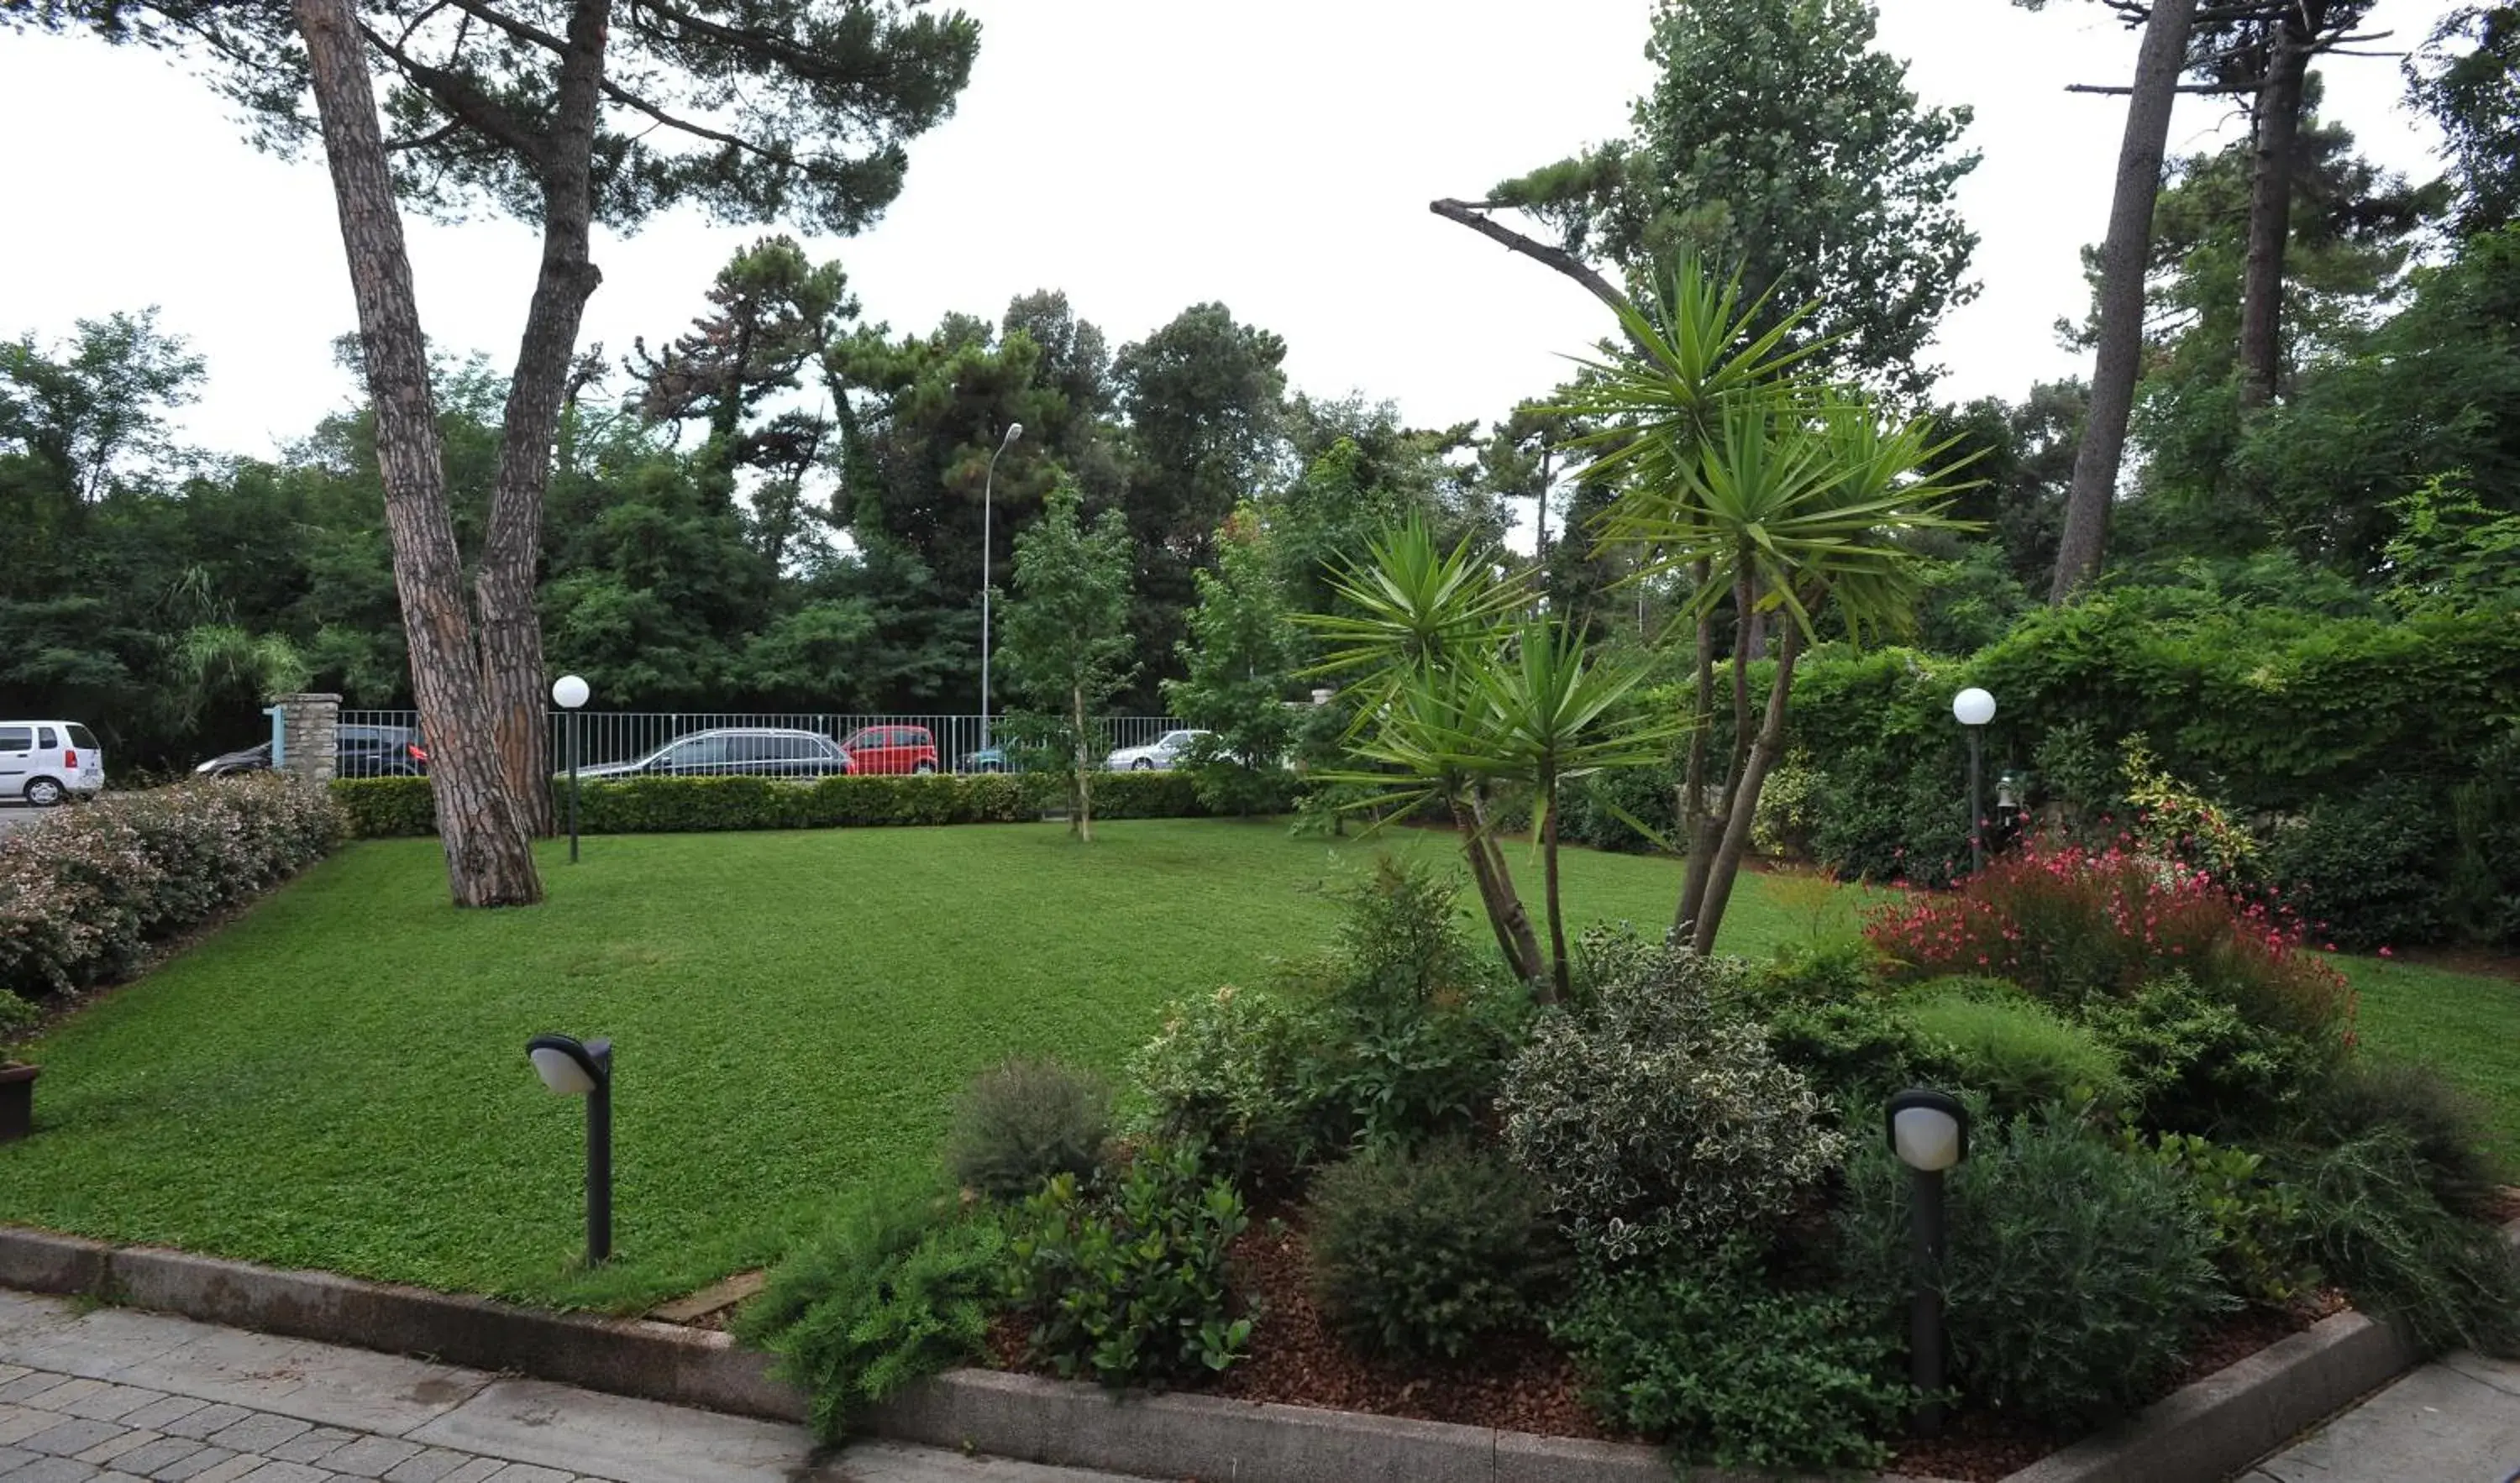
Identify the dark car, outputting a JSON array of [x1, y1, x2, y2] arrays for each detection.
[[337, 726, 430, 778], [193, 742, 273, 778], [577, 727, 853, 780]]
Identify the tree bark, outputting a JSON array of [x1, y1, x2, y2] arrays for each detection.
[[1467, 789, 1547, 990], [1452, 792, 1546, 989], [477, 0, 612, 838], [2051, 0, 2201, 603], [1688, 622, 1803, 955], [294, 0, 541, 906], [2238, 16, 2311, 411], [1071, 684, 1093, 842], [1541, 777, 1568, 1004], [1672, 589, 1719, 943]]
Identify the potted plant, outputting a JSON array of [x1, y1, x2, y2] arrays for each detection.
[[0, 990, 39, 1144]]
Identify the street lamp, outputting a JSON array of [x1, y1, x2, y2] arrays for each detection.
[[1951, 686, 1996, 875], [551, 674, 590, 863], [979, 422, 1022, 755], [528, 1033, 613, 1266], [1887, 1087, 1970, 1437]]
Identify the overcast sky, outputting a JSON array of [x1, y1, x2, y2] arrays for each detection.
[[0, 0, 2461, 486]]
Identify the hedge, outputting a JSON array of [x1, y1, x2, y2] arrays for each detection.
[[330, 768, 1238, 840], [1, 775, 345, 1003]]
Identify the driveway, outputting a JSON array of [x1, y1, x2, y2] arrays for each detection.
[[0, 804, 50, 841]]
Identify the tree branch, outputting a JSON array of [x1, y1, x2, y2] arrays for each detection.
[[2067, 80, 2260, 93], [1427, 198, 1630, 317], [438, 0, 568, 55], [356, 20, 551, 165]]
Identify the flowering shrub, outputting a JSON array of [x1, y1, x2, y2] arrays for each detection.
[[0, 777, 344, 1001], [1862, 836, 2352, 1050], [1501, 931, 1845, 1262]]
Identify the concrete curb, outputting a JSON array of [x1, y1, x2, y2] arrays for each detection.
[[0, 1221, 2478, 1483]]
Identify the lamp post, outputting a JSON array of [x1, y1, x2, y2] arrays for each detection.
[[1887, 1087, 1970, 1437], [551, 674, 590, 863], [1951, 686, 1996, 874], [979, 422, 1023, 755], [528, 1033, 613, 1266]]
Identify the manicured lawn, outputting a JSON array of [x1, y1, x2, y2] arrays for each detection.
[[2331, 954, 2520, 1166], [0, 820, 1861, 1310]]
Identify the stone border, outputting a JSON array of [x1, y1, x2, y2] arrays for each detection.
[[0, 1221, 2491, 1483]]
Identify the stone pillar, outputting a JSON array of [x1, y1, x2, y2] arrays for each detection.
[[275, 693, 342, 787]]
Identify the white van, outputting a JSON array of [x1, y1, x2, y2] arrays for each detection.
[[0, 721, 104, 806]]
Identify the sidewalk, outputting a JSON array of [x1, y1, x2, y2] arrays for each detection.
[[2244, 1349, 2520, 1483], [0, 1289, 1136, 1483]]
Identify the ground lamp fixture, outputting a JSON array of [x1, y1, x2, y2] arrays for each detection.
[[527, 1033, 613, 1266], [1951, 686, 1996, 874], [551, 674, 590, 863], [1887, 1087, 1970, 1436], [979, 422, 1024, 755]]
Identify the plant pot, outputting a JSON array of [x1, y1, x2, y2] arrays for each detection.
[[0, 1062, 36, 1144]]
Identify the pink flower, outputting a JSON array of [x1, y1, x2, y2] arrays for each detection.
[[2379, 946, 2394, 959]]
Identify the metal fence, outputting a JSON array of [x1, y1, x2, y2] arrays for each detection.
[[338, 710, 1186, 772]]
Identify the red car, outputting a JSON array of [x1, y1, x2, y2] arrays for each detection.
[[836, 725, 939, 774]]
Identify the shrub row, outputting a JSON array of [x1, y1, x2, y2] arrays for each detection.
[[0, 776, 345, 1003], [331, 768, 1241, 838]]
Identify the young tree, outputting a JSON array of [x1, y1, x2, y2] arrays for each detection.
[[14, 0, 980, 900], [1162, 506, 1303, 815], [1000, 485, 1137, 842], [1441, 0, 1980, 400]]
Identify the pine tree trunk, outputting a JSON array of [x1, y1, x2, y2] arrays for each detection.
[[2051, 0, 2199, 603], [1688, 623, 1803, 955], [293, 0, 540, 906], [2239, 20, 2311, 411], [477, 0, 612, 838]]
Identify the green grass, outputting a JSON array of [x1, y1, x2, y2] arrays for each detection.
[[0, 820, 1860, 1310], [2330, 954, 2520, 1166]]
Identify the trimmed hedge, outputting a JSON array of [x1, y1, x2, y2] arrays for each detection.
[[331, 768, 1238, 839], [1, 776, 345, 1002]]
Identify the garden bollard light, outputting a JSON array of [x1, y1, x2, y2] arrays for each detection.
[[528, 1033, 612, 1266], [1887, 1087, 1970, 1437]]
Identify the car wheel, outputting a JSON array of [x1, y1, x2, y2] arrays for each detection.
[[1131, 758, 1154, 772], [914, 761, 936, 775], [24, 778, 65, 808]]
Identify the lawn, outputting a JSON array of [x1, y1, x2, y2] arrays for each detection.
[[4, 818, 2510, 1312], [0, 820, 1861, 1310]]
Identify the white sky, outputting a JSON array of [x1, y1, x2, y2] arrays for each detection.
[[0, 0, 2461, 494]]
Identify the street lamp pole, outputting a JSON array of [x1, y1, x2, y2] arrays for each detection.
[[980, 422, 1023, 756], [551, 675, 590, 862], [1952, 687, 1997, 875]]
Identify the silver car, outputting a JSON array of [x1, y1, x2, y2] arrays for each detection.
[[577, 727, 853, 779], [1104, 729, 1213, 772]]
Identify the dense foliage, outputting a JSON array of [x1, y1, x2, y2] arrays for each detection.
[[1304, 1140, 1568, 1360], [0, 776, 343, 1001]]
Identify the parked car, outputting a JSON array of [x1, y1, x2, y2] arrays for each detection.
[[0, 721, 103, 806], [194, 742, 273, 778], [577, 727, 853, 780], [336, 725, 431, 778], [1105, 729, 1213, 772], [959, 746, 1011, 774], [836, 725, 940, 775]]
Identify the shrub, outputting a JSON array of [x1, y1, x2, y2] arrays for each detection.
[[1903, 981, 2128, 1119], [948, 1058, 1111, 1200], [2115, 1128, 2320, 1308], [1751, 749, 1824, 860], [2085, 972, 2330, 1135], [0, 777, 344, 1000], [331, 768, 1221, 839], [2118, 738, 2263, 885], [1554, 1241, 1907, 1473], [1502, 931, 1845, 1263], [1005, 1142, 1252, 1386], [1835, 1113, 2234, 1427], [1560, 762, 1679, 855], [2276, 1127, 2520, 1355], [2263, 777, 2450, 951], [1305, 1140, 1568, 1360], [1737, 941, 1928, 1114], [2289, 1057, 2507, 1222], [1126, 984, 1309, 1176], [735, 1176, 1007, 1442], [1183, 761, 1300, 818]]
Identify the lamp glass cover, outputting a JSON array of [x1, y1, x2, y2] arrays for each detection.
[[550, 674, 591, 710], [531, 1045, 597, 1096], [1893, 1105, 1964, 1171], [1951, 687, 1997, 726]]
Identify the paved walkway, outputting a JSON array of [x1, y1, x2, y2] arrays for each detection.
[[2244, 1349, 2520, 1483], [0, 1290, 1135, 1483]]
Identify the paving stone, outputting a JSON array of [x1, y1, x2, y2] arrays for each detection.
[[21, 1417, 131, 1457], [479, 1467, 570, 1483], [103, 1438, 203, 1477], [155, 1407, 252, 1443], [18, 1380, 112, 1413], [181, 1456, 272, 1483], [0, 1374, 71, 1405], [262, 1429, 353, 1466], [57, 1389, 169, 1425], [0, 1404, 63, 1444], [0, 1366, 29, 1387], [146, 1446, 239, 1481], [204, 1415, 308, 1455], [427, 1462, 507, 1483], [8, 1454, 106, 1483], [75, 1431, 160, 1465], [318, 1438, 418, 1478], [0, 1443, 38, 1470], [114, 1402, 206, 1435], [378, 1449, 471, 1483], [228, 1463, 334, 1483]]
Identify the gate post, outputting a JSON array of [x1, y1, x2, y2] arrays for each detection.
[[274, 693, 342, 787]]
